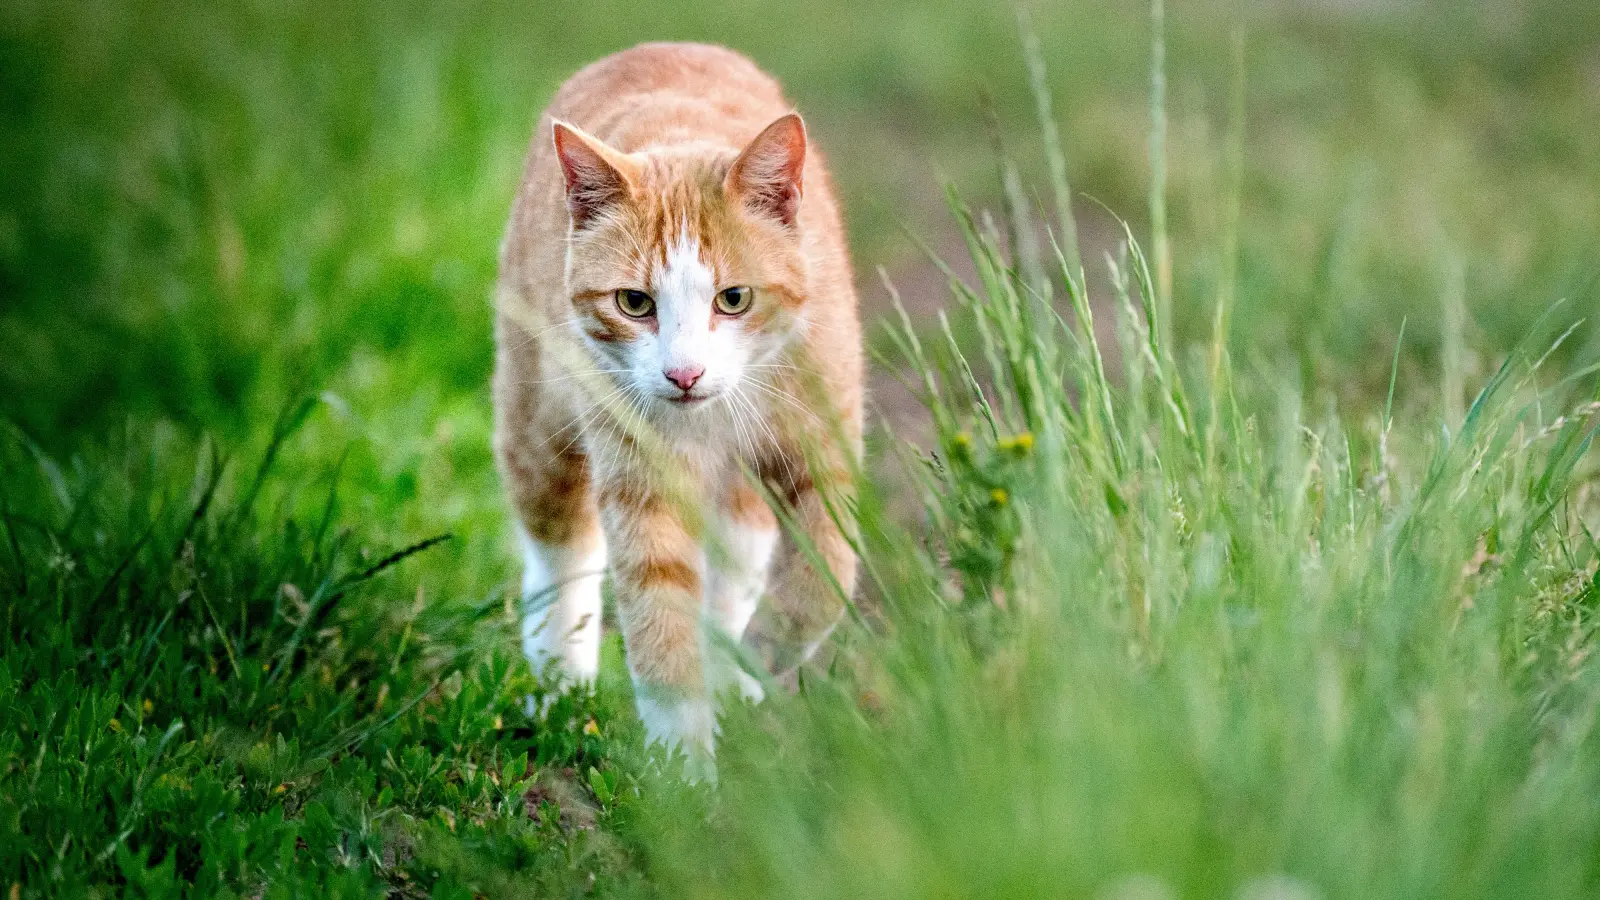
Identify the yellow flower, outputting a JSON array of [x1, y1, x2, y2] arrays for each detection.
[[141, 698, 153, 716], [584, 718, 601, 736], [274, 784, 287, 795], [997, 432, 1035, 453], [108, 718, 122, 733], [953, 431, 972, 448], [990, 488, 1009, 505]]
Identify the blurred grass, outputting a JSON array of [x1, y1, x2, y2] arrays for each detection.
[[2, 0, 1600, 896], [4, 0, 1598, 443], [648, 134, 1600, 898]]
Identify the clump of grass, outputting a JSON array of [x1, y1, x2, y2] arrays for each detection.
[[0, 413, 661, 897], [644, 25, 1600, 900]]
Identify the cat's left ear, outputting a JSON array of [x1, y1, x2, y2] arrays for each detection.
[[727, 113, 806, 227]]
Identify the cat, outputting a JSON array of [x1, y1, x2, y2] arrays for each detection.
[[493, 42, 862, 777]]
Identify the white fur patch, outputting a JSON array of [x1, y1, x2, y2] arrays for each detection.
[[519, 525, 606, 685], [702, 521, 777, 706], [707, 522, 778, 640], [633, 680, 718, 782], [639, 225, 723, 401], [657, 226, 716, 322]]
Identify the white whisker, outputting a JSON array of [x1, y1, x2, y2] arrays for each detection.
[[537, 383, 631, 455], [733, 383, 800, 491], [502, 315, 585, 355], [743, 376, 819, 425], [517, 367, 632, 387], [728, 388, 762, 462]]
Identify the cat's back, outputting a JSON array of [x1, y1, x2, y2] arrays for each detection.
[[543, 42, 792, 153]]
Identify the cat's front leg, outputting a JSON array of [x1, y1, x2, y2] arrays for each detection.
[[498, 428, 607, 701], [597, 475, 716, 779], [704, 479, 780, 704], [518, 523, 606, 687]]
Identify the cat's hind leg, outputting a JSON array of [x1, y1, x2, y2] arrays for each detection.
[[743, 446, 858, 688]]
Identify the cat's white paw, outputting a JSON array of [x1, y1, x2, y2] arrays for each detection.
[[633, 685, 718, 782], [733, 668, 765, 705]]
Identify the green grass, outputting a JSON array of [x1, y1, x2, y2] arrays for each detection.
[[0, 418, 658, 897], [652, 183, 1600, 900], [4, 0, 1600, 896]]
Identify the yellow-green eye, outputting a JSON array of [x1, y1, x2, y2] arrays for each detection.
[[616, 289, 655, 318], [715, 286, 753, 315]]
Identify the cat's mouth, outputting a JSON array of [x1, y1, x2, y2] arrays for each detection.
[[664, 392, 712, 407]]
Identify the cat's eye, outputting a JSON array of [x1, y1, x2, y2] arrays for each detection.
[[715, 286, 753, 316], [615, 289, 655, 318]]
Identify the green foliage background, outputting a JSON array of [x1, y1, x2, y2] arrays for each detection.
[[2, 0, 1599, 896]]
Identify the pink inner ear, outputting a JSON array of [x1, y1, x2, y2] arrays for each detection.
[[729, 114, 806, 227], [552, 122, 629, 228]]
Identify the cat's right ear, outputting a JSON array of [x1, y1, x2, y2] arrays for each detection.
[[551, 120, 633, 228]]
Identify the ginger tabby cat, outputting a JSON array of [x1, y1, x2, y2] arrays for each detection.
[[493, 43, 862, 777]]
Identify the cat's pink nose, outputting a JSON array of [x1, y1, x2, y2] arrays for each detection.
[[664, 365, 704, 392]]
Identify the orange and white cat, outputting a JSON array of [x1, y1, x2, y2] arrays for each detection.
[[493, 43, 861, 776]]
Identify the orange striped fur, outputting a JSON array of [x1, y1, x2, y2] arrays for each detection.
[[493, 43, 862, 777]]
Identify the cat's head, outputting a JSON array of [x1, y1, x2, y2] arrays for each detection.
[[551, 114, 809, 415]]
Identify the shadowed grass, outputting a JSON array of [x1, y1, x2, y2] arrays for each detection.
[[0, 415, 670, 897]]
